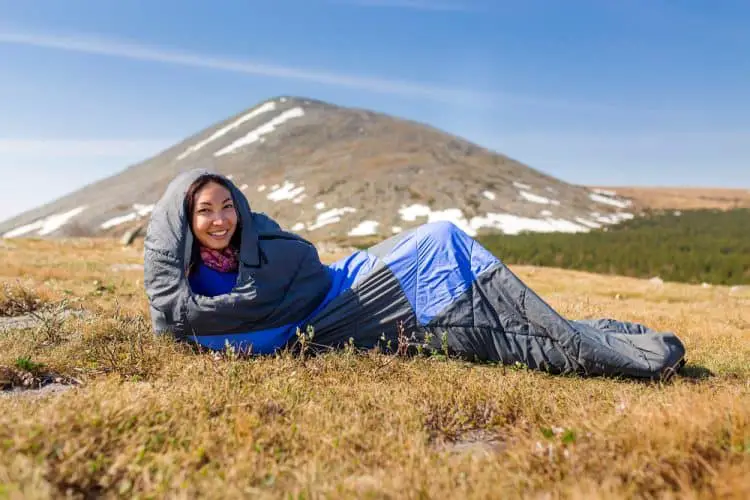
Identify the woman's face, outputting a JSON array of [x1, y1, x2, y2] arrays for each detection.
[[191, 181, 238, 250]]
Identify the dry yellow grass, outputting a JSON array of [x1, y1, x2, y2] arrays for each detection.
[[595, 186, 750, 211], [0, 238, 748, 499]]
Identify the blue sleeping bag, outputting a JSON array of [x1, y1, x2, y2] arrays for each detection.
[[144, 169, 686, 380], [186, 250, 379, 353]]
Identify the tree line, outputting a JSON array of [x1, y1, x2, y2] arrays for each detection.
[[476, 209, 750, 285]]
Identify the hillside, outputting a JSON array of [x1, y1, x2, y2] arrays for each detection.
[[593, 186, 750, 211], [0, 96, 634, 241]]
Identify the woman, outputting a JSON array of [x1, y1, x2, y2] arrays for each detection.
[[144, 169, 686, 380]]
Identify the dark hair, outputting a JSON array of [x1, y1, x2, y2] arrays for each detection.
[[185, 174, 242, 275]]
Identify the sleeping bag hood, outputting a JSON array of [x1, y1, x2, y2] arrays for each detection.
[[143, 168, 332, 340]]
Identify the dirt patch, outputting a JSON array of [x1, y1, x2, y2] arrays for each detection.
[[433, 429, 507, 457], [0, 308, 88, 333], [0, 382, 76, 400], [0, 364, 80, 398], [0, 314, 39, 331]]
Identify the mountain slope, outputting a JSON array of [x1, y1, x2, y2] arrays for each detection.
[[0, 96, 635, 241]]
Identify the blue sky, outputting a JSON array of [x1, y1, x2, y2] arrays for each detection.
[[1, 0, 748, 222]]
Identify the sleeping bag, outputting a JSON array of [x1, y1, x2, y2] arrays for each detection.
[[144, 169, 686, 380]]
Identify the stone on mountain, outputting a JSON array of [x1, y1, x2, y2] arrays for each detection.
[[121, 224, 145, 246]]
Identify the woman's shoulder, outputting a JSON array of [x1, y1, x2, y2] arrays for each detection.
[[252, 212, 282, 231]]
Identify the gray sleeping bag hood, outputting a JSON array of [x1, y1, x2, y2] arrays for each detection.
[[143, 169, 332, 339]]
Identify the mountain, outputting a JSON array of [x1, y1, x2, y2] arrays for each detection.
[[0, 96, 635, 241]]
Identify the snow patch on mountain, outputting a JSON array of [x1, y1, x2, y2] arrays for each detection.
[[307, 207, 357, 231], [589, 192, 632, 208], [519, 191, 560, 205], [348, 220, 379, 236], [177, 101, 277, 160], [3, 206, 88, 238], [267, 181, 305, 202], [214, 107, 305, 156]]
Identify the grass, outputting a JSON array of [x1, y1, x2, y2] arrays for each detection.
[[596, 186, 750, 211], [0, 281, 52, 317], [0, 237, 748, 499]]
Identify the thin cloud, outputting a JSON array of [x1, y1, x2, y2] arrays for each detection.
[[334, 0, 482, 12], [0, 30, 491, 104], [0, 29, 623, 112]]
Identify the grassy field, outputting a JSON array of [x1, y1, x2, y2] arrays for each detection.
[[594, 186, 750, 211], [1, 238, 749, 499]]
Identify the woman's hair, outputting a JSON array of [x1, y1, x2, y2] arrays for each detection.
[[185, 174, 242, 275]]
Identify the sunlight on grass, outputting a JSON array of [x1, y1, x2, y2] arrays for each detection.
[[0, 238, 748, 498]]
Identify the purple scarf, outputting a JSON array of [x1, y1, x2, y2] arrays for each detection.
[[199, 246, 239, 273]]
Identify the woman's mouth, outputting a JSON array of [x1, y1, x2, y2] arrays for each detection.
[[208, 229, 229, 239]]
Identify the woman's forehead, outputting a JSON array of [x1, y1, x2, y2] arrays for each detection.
[[195, 181, 232, 200]]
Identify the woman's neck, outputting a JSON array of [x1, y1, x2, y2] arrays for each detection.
[[199, 245, 239, 273]]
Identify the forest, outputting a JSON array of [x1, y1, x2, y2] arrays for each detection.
[[476, 208, 750, 285]]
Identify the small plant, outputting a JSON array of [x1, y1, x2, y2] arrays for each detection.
[[14, 356, 44, 373], [29, 298, 71, 345], [295, 324, 316, 361], [561, 429, 577, 445], [378, 332, 394, 353], [0, 282, 45, 317], [441, 332, 449, 357], [223, 339, 239, 362], [82, 304, 167, 379], [396, 321, 409, 357], [540, 426, 577, 445], [344, 336, 357, 356], [90, 280, 116, 296], [419, 332, 434, 357]]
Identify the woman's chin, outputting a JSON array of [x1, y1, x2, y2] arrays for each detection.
[[200, 238, 231, 250]]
